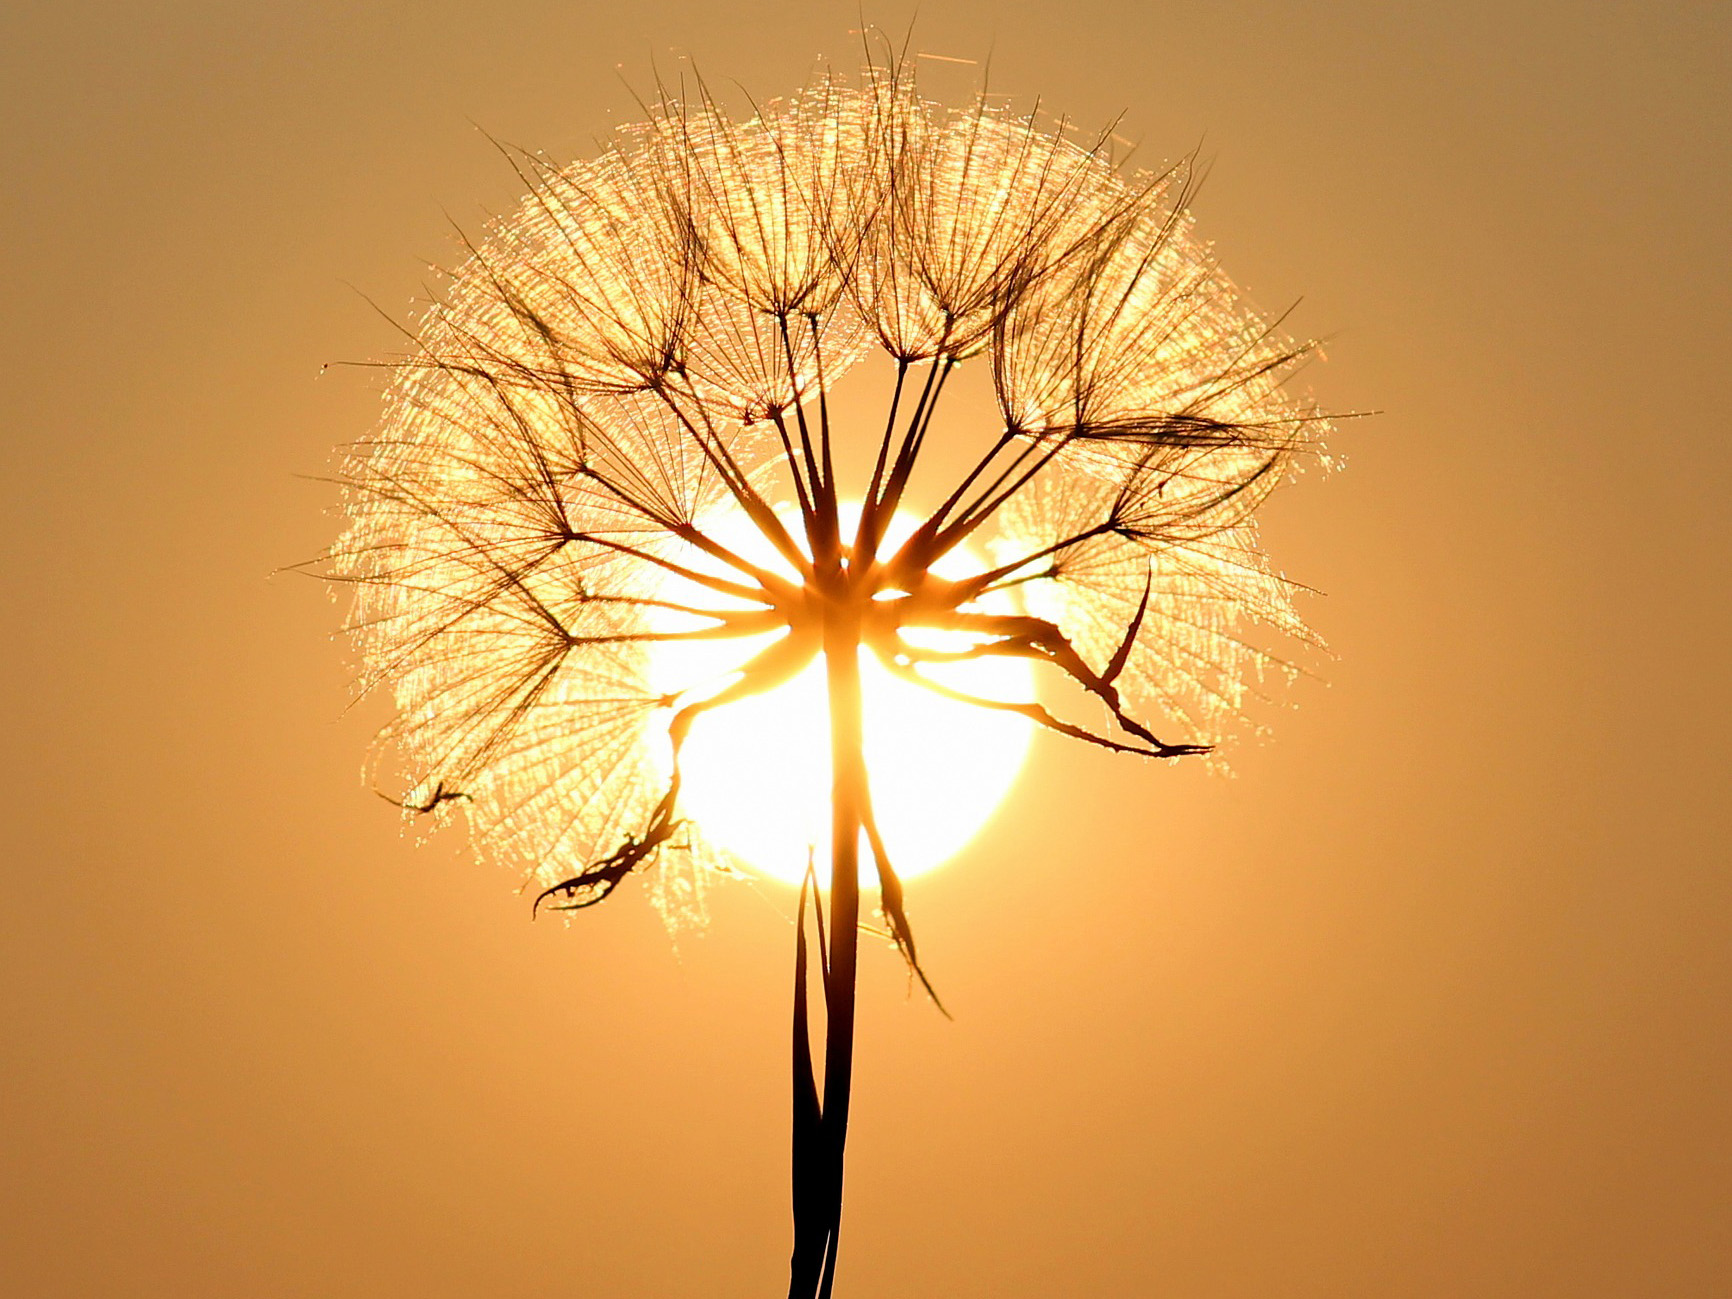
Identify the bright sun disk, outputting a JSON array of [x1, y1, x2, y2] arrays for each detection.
[[645, 508, 1035, 888]]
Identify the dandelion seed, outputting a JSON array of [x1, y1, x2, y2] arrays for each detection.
[[320, 47, 1328, 1299]]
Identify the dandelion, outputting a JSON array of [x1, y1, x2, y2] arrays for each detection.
[[321, 48, 1327, 1299]]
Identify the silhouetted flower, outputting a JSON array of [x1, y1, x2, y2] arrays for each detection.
[[321, 53, 1328, 1298]]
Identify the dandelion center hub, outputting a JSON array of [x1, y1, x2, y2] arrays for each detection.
[[646, 506, 1038, 887]]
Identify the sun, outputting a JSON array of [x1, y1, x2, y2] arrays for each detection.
[[644, 507, 1035, 888]]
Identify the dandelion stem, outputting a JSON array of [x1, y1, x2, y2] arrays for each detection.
[[788, 609, 867, 1299]]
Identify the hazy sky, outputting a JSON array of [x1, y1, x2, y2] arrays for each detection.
[[4, 2, 1728, 1295]]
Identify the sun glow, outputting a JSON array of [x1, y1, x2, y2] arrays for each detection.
[[646, 509, 1035, 888]]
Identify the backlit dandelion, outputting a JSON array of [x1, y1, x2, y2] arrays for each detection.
[[322, 48, 1328, 1299]]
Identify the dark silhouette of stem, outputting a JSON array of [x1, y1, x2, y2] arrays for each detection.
[[789, 608, 865, 1299]]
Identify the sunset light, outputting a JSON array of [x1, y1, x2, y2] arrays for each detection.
[[323, 45, 1325, 1298], [648, 508, 1035, 886]]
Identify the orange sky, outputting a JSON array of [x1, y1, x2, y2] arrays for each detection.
[[4, 2, 1728, 1295]]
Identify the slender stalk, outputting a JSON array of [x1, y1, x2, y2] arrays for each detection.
[[789, 606, 866, 1299], [818, 613, 864, 1299]]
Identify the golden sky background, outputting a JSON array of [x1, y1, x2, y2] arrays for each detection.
[[4, 1, 1728, 1295]]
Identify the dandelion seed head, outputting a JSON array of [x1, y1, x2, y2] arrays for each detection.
[[325, 54, 1329, 923]]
